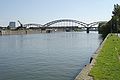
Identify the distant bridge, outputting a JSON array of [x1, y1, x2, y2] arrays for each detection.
[[24, 24, 43, 28], [22, 19, 106, 33]]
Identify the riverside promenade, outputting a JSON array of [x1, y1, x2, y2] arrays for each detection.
[[75, 34, 120, 80]]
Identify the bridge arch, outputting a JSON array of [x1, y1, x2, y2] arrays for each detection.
[[43, 19, 88, 27]]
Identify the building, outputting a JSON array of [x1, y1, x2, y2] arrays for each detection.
[[9, 22, 16, 29]]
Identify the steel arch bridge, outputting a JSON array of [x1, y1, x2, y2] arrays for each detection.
[[43, 19, 88, 27], [41, 19, 105, 33], [20, 19, 106, 33], [23, 19, 105, 28]]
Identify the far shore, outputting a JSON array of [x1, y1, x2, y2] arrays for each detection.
[[0, 29, 44, 35]]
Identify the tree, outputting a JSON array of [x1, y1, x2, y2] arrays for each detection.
[[98, 22, 107, 34], [112, 4, 120, 32], [99, 4, 120, 37], [112, 4, 120, 17]]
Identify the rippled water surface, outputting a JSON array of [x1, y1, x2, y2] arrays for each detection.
[[0, 32, 102, 80]]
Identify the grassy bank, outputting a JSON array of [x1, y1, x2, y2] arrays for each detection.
[[90, 34, 120, 80]]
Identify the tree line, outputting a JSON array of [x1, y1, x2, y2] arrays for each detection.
[[98, 4, 120, 37]]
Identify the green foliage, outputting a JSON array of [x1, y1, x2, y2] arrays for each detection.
[[112, 4, 120, 17], [90, 34, 120, 80], [98, 22, 107, 34], [98, 21, 111, 38], [111, 4, 120, 33], [99, 4, 120, 37]]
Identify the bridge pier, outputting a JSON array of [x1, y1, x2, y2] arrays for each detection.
[[86, 28, 89, 33]]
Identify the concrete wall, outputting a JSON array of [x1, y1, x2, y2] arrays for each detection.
[[0, 29, 42, 35]]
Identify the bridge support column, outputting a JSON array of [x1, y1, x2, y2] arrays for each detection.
[[86, 28, 89, 33]]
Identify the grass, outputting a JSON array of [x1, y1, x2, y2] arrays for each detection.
[[90, 34, 120, 80]]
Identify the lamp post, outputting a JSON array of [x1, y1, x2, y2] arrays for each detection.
[[117, 18, 119, 36], [111, 21, 112, 33]]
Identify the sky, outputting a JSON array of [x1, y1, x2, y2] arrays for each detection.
[[0, 0, 120, 26]]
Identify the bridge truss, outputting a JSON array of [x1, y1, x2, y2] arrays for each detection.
[[20, 19, 106, 33]]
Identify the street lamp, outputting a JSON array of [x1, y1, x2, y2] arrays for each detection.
[[111, 21, 112, 33], [117, 18, 119, 36]]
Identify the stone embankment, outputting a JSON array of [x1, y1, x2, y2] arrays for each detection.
[[0, 29, 49, 35], [74, 34, 109, 80]]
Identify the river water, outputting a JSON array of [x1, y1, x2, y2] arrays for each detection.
[[0, 32, 102, 80]]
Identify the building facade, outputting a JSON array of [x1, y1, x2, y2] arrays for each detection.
[[9, 22, 16, 28]]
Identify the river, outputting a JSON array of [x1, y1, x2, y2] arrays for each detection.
[[0, 32, 102, 80]]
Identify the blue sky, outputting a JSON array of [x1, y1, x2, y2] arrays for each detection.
[[0, 0, 120, 26]]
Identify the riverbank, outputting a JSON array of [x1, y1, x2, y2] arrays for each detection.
[[75, 34, 120, 80], [0, 29, 53, 35]]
